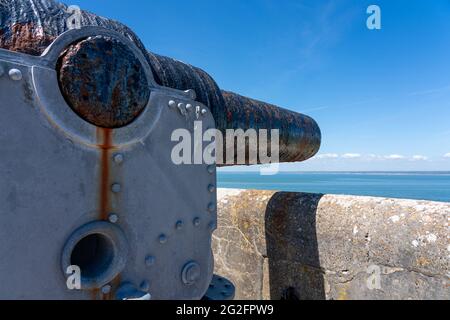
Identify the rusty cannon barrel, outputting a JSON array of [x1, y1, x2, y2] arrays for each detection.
[[0, 0, 321, 166]]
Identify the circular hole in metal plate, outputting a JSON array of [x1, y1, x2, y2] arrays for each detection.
[[70, 233, 114, 279], [62, 221, 129, 290]]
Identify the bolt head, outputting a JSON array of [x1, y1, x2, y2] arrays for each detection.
[[209, 221, 217, 231], [168, 100, 177, 108], [186, 104, 193, 110], [108, 214, 119, 224], [159, 234, 168, 244], [176, 220, 184, 230], [9, 68, 22, 81], [101, 285, 112, 295], [113, 154, 124, 164], [193, 218, 201, 227], [208, 203, 216, 213], [201, 109, 208, 115], [145, 256, 156, 267], [208, 184, 216, 193], [111, 183, 121, 193], [140, 280, 151, 292], [184, 89, 197, 100], [182, 262, 201, 286], [207, 165, 215, 174]]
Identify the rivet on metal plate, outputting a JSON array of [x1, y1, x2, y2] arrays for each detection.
[[175, 220, 184, 230], [111, 183, 122, 193], [145, 256, 156, 267], [108, 214, 119, 224], [9, 68, 22, 81], [208, 203, 216, 213], [159, 234, 168, 244], [101, 285, 112, 295], [113, 154, 124, 164]]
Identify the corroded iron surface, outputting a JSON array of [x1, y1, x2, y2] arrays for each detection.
[[0, 0, 321, 163], [146, 54, 321, 164], [220, 91, 321, 163], [0, 0, 147, 56], [58, 36, 150, 128]]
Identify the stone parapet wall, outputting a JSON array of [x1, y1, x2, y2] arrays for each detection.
[[212, 189, 449, 300]]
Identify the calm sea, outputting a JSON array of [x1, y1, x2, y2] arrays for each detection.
[[217, 172, 450, 203]]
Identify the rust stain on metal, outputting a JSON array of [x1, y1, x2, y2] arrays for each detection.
[[97, 128, 113, 222], [90, 288, 100, 300], [102, 275, 122, 301], [0, 23, 56, 56], [94, 128, 122, 300]]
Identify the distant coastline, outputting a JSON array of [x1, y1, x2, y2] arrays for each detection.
[[217, 171, 450, 203], [219, 171, 450, 175]]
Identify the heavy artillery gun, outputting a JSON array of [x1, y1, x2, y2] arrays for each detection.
[[0, 0, 320, 300]]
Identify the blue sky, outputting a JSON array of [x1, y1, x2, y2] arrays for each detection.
[[69, 0, 450, 171]]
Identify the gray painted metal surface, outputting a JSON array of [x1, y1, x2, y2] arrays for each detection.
[[0, 27, 216, 300]]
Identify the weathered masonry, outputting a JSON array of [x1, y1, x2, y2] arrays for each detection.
[[214, 190, 449, 300]]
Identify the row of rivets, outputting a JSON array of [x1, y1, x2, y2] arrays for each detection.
[[207, 159, 216, 231], [111, 154, 124, 194], [137, 101, 212, 289], [156, 216, 207, 245], [109, 154, 123, 225], [144, 215, 215, 258], [168, 100, 208, 116], [100, 154, 125, 295]]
